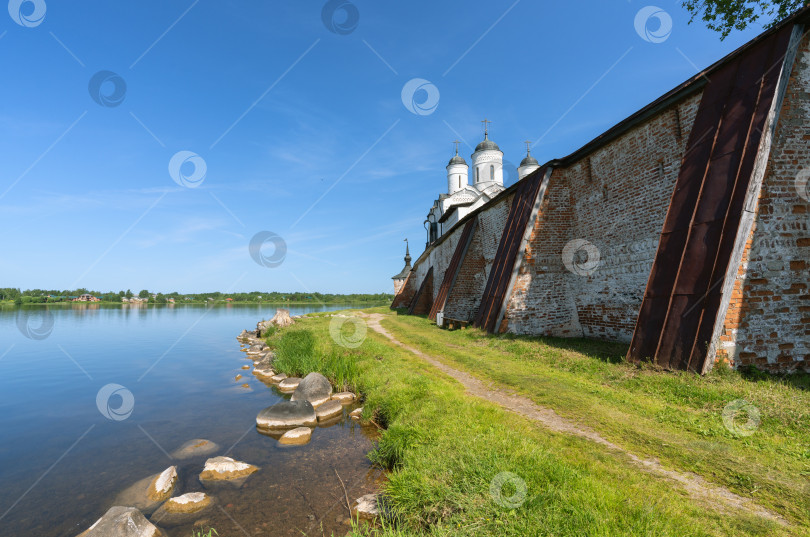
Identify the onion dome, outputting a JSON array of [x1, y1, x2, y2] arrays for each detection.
[[520, 143, 539, 167], [448, 141, 467, 166], [475, 136, 500, 152]]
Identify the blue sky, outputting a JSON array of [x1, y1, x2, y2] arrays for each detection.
[[0, 0, 765, 294]]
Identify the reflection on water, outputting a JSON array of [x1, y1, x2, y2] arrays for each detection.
[[0, 304, 384, 536]]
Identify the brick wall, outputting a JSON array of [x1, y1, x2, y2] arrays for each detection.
[[443, 194, 513, 321], [505, 93, 701, 341], [390, 273, 414, 308], [717, 32, 810, 371]]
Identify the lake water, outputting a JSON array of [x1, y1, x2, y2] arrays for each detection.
[[0, 304, 384, 536]]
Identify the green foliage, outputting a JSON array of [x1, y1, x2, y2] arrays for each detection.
[[190, 527, 217, 537], [269, 326, 360, 392], [271, 311, 801, 536], [1, 288, 394, 306], [381, 311, 810, 531], [683, 0, 805, 39]]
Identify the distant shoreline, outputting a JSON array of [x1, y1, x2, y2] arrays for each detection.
[[0, 300, 390, 307]]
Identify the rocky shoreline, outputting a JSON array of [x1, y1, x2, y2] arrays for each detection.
[[76, 309, 379, 537]]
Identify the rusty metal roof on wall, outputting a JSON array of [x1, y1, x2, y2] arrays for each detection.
[[627, 22, 798, 372], [473, 167, 548, 333]]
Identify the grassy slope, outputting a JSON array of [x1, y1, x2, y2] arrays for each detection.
[[263, 309, 805, 536], [379, 309, 810, 529]]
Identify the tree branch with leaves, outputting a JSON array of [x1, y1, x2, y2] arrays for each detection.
[[683, 0, 806, 38]]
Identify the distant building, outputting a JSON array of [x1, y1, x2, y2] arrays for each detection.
[[73, 294, 100, 302], [391, 240, 412, 294]]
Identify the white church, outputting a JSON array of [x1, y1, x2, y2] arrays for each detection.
[[424, 120, 540, 243]]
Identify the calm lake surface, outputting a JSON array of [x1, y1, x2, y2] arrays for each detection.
[[0, 304, 383, 537]]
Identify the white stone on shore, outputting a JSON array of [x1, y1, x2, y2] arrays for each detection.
[[199, 456, 258, 482], [112, 466, 177, 515], [290, 372, 333, 408], [151, 493, 213, 527], [352, 494, 380, 521], [331, 392, 356, 404], [279, 427, 312, 445], [278, 377, 301, 393], [78, 506, 163, 537], [150, 467, 177, 500], [316, 400, 344, 421], [256, 400, 317, 430], [170, 439, 220, 459]]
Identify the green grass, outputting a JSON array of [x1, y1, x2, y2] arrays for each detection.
[[263, 309, 806, 536], [380, 309, 810, 529]]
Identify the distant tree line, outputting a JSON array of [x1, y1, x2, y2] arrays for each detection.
[[0, 288, 393, 305]]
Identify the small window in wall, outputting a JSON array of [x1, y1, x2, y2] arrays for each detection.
[[458, 176, 461, 188], [490, 165, 494, 181], [475, 168, 479, 182]]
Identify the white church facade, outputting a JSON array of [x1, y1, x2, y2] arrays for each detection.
[[424, 121, 540, 244]]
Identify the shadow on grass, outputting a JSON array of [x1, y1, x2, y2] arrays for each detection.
[[737, 364, 810, 390]]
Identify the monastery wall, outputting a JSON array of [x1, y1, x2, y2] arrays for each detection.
[[391, 16, 810, 373], [717, 32, 810, 371], [443, 193, 513, 321], [506, 93, 702, 342]]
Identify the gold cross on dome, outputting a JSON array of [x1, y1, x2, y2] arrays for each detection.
[[452, 140, 460, 155]]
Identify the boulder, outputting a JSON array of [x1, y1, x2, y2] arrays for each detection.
[[290, 372, 333, 408], [253, 353, 274, 370], [170, 439, 219, 460], [199, 456, 258, 488], [252, 367, 275, 379], [352, 494, 380, 521], [237, 329, 248, 341], [316, 400, 344, 422], [113, 466, 178, 514], [278, 427, 312, 445], [256, 320, 273, 337], [234, 374, 242, 381], [270, 373, 287, 383], [246, 344, 266, 356], [241, 365, 250, 370], [78, 506, 165, 537], [270, 308, 293, 328], [331, 392, 356, 404], [151, 492, 214, 527], [278, 377, 302, 393], [256, 400, 316, 430], [349, 408, 363, 420]]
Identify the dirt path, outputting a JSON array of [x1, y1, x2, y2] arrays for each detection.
[[361, 312, 788, 526]]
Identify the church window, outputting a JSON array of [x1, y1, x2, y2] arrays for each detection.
[[458, 176, 461, 188], [475, 168, 479, 182], [490, 165, 494, 181]]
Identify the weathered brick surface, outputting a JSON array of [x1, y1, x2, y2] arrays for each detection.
[[717, 32, 810, 372], [390, 273, 414, 309], [506, 94, 701, 341], [409, 269, 434, 315], [443, 194, 513, 321]]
